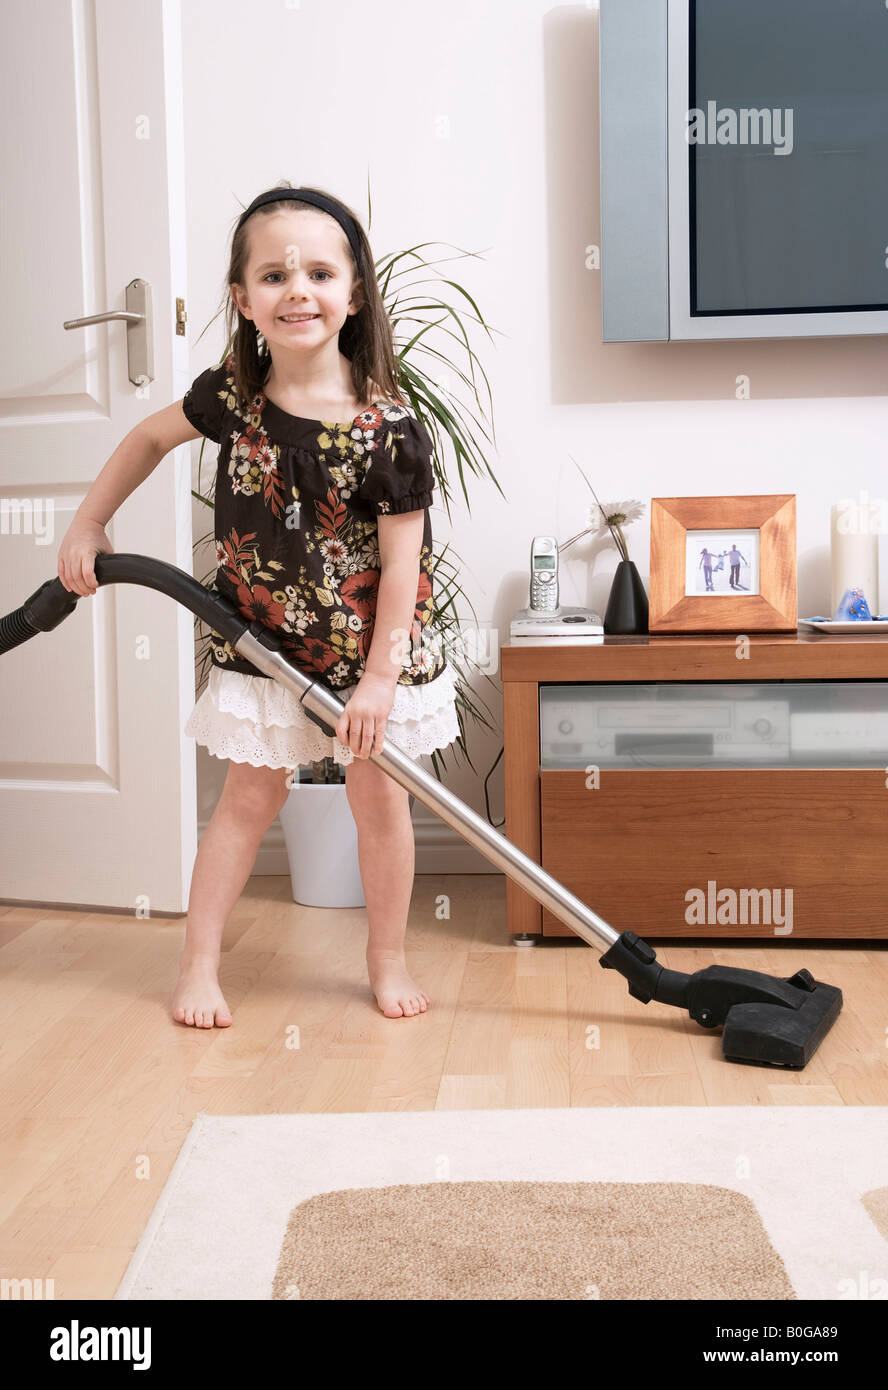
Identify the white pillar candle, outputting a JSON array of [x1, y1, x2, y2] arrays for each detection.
[[830, 499, 879, 617]]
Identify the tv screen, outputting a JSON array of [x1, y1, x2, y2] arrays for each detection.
[[689, 0, 888, 316]]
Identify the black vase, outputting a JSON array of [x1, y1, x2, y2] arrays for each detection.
[[604, 559, 649, 634]]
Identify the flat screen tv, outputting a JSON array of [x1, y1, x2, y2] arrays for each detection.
[[599, 0, 888, 341]]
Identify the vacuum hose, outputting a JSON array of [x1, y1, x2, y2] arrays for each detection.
[[0, 554, 248, 657]]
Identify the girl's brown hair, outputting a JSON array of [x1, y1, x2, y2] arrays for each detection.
[[221, 180, 400, 413]]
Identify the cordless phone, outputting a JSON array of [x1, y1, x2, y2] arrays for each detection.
[[529, 536, 559, 612], [510, 535, 603, 637]]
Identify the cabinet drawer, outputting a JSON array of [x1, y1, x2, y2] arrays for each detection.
[[539, 767, 888, 938]]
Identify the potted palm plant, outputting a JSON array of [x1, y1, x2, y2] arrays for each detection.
[[190, 220, 504, 904]]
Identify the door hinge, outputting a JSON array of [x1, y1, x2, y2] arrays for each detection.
[[176, 297, 187, 336]]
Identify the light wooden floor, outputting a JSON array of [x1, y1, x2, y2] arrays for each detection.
[[1, 872, 886, 1299]]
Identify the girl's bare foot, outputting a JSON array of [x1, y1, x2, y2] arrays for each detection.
[[172, 953, 232, 1028], [366, 948, 429, 1018]]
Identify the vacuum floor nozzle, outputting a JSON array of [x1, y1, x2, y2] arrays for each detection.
[[721, 976, 844, 1068]]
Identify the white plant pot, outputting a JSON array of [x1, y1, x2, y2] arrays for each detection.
[[279, 781, 365, 908]]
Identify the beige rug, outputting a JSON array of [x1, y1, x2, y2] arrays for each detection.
[[862, 1188, 888, 1245], [272, 1180, 794, 1300], [115, 1107, 888, 1301]]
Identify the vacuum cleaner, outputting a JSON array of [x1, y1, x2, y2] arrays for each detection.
[[0, 554, 843, 1069]]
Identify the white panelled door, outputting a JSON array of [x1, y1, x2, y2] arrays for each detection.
[[0, 0, 196, 912]]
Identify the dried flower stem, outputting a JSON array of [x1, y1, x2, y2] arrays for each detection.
[[563, 455, 632, 561]]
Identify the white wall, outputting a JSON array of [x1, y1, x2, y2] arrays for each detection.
[[181, 0, 888, 867]]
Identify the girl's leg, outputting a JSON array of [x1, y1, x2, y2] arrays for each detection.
[[173, 760, 292, 1028], [345, 755, 429, 1018]]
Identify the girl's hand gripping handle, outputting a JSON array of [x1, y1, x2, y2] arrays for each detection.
[[57, 520, 115, 597]]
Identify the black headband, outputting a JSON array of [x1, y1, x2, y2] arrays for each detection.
[[235, 188, 363, 270]]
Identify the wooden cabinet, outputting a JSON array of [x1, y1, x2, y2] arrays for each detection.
[[502, 633, 888, 939]]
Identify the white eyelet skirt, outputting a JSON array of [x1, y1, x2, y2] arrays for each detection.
[[184, 661, 461, 770]]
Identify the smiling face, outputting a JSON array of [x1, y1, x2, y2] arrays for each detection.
[[230, 207, 364, 358]]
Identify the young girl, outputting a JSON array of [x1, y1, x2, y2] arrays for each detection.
[[57, 181, 461, 1027]]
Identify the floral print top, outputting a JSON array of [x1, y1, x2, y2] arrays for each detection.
[[182, 354, 446, 692]]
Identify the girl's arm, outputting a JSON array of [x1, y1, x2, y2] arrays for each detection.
[[74, 402, 201, 529], [361, 512, 425, 687], [334, 512, 425, 756], [59, 401, 201, 596]]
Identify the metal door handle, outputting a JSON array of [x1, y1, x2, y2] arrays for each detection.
[[63, 278, 155, 387], [63, 310, 143, 326]]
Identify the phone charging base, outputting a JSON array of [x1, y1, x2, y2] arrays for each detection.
[[510, 605, 604, 637]]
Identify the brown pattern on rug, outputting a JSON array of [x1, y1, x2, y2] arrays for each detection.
[[272, 1181, 796, 1300], [861, 1187, 888, 1243]]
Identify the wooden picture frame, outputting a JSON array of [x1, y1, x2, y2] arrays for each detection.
[[649, 495, 797, 633]]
